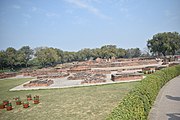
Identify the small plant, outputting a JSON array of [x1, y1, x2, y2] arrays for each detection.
[[34, 95, 39, 98], [34, 95, 39, 100], [33, 95, 40, 104], [15, 99, 21, 105], [23, 101, 29, 108], [13, 96, 20, 101], [3, 100, 9, 106], [0, 102, 5, 109], [26, 94, 32, 98], [6, 102, 12, 111], [26, 94, 32, 100], [6, 102, 12, 106]]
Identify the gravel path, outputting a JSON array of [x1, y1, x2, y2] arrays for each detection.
[[148, 75, 180, 120]]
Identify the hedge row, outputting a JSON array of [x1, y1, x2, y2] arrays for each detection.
[[106, 65, 180, 120]]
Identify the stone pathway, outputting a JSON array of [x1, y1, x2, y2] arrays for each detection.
[[148, 75, 180, 120]]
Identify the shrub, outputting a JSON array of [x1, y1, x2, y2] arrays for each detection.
[[13, 96, 20, 100], [34, 95, 39, 100], [23, 101, 29, 104], [26, 94, 32, 98], [6, 102, 12, 107], [107, 65, 180, 120]]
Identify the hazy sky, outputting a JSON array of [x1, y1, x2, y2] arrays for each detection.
[[0, 0, 180, 51]]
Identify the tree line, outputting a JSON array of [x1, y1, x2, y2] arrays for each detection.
[[0, 31, 180, 70], [0, 45, 141, 70]]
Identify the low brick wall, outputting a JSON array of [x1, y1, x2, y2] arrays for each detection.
[[0, 72, 17, 79], [37, 73, 69, 79], [23, 79, 54, 87], [67, 66, 91, 73], [81, 78, 106, 84], [90, 70, 111, 74], [111, 73, 143, 81]]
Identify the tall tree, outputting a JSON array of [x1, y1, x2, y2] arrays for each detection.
[[5, 47, 17, 69], [125, 48, 141, 58], [147, 32, 180, 56], [77, 48, 93, 61], [62, 51, 76, 63], [100, 45, 117, 59], [116, 48, 126, 58], [167, 32, 180, 55], [0, 50, 7, 69], [54, 48, 64, 63], [35, 47, 60, 67], [16, 46, 33, 67]]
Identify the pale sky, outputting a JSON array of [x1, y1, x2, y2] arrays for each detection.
[[0, 0, 180, 51]]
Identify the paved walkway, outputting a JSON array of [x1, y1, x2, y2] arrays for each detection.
[[148, 75, 180, 120]]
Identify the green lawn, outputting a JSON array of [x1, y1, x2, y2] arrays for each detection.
[[0, 78, 139, 120]]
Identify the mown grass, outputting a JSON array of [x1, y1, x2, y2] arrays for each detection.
[[0, 78, 139, 120]]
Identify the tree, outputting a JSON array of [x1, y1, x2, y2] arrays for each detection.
[[100, 45, 117, 59], [77, 48, 93, 61], [34, 47, 60, 67], [141, 47, 151, 57], [147, 32, 180, 57], [91, 48, 102, 59], [125, 48, 141, 58], [0, 44, 143, 69], [5, 47, 17, 69], [116, 48, 126, 58], [54, 48, 64, 63], [16, 46, 33, 67], [62, 51, 77, 63], [167, 32, 180, 55], [0, 50, 7, 69]]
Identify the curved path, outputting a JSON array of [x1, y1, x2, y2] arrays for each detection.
[[148, 75, 180, 120]]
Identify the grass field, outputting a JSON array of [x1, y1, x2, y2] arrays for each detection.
[[0, 78, 139, 120]]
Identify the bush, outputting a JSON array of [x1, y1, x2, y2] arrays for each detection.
[[107, 65, 180, 120]]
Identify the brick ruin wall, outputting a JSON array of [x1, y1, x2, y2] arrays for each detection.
[[23, 79, 54, 87], [111, 75, 143, 81], [0, 72, 17, 79]]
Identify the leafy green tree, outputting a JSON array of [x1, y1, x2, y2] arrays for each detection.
[[100, 45, 117, 59], [91, 48, 102, 59], [125, 48, 141, 58], [28, 57, 40, 67], [77, 48, 93, 61], [166, 32, 180, 55], [0, 44, 143, 69], [0, 50, 7, 69], [16, 46, 33, 67], [35, 47, 60, 67], [54, 48, 64, 63], [147, 32, 180, 56], [116, 48, 126, 58], [5, 47, 17, 69], [62, 51, 76, 63]]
